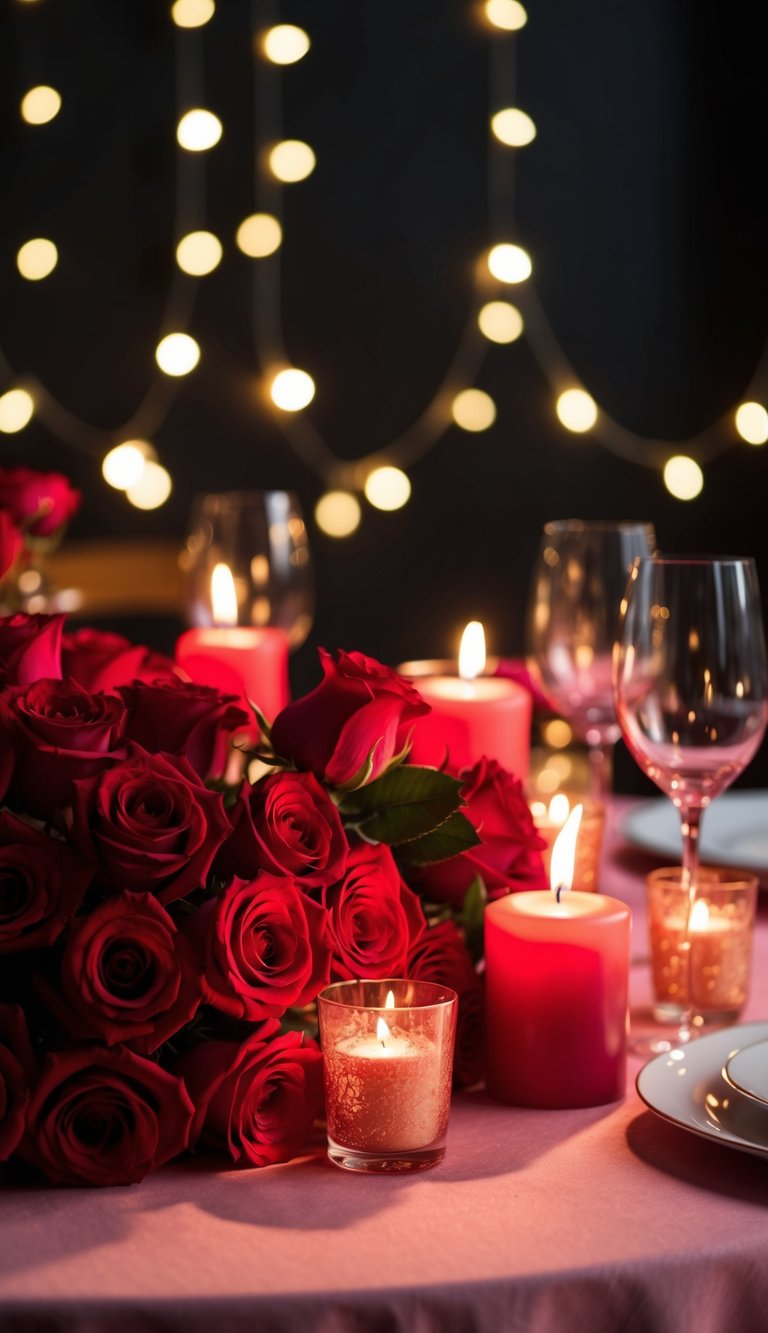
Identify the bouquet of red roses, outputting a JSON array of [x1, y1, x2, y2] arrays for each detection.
[[0, 612, 547, 1187]]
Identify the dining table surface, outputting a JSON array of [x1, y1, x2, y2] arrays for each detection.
[[1, 796, 767, 1333]]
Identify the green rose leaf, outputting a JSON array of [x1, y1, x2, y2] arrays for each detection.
[[341, 765, 465, 846], [459, 873, 487, 964], [396, 811, 481, 864]]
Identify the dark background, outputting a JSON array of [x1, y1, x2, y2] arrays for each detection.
[[1, 0, 767, 788]]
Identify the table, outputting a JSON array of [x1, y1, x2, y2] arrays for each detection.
[[1, 800, 768, 1333]]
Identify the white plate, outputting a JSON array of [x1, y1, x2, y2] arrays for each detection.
[[636, 1021, 768, 1159], [622, 791, 768, 872], [725, 1039, 768, 1107]]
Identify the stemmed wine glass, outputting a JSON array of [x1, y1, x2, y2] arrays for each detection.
[[614, 557, 768, 1044], [527, 520, 656, 799]]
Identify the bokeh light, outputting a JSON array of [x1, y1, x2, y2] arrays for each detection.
[[485, 0, 527, 31], [491, 107, 536, 146], [176, 230, 222, 275], [0, 389, 34, 434], [17, 238, 58, 281], [262, 24, 310, 64], [236, 213, 282, 257], [270, 368, 315, 411], [315, 491, 361, 538], [102, 440, 155, 491], [155, 333, 200, 376], [171, 0, 215, 26], [735, 402, 768, 446], [364, 466, 411, 511], [487, 243, 532, 283], [126, 461, 173, 510], [452, 388, 497, 432], [177, 109, 222, 151], [20, 85, 61, 125], [268, 140, 316, 182], [478, 300, 524, 343], [556, 388, 598, 433], [663, 455, 703, 501]]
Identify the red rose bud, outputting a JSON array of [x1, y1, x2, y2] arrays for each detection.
[[0, 612, 64, 687], [271, 647, 429, 787], [216, 771, 348, 888], [119, 678, 248, 781], [0, 1005, 36, 1162], [61, 628, 182, 692], [187, 873, 333, 1021], [178, 1024, 323, 1168], [0, 467, 81, 538], [0, 810, 92, 954], [322, 842, 426, 981]]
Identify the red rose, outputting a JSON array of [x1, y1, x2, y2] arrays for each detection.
[[178, 1022, 323, 1167], [0, 467, 81, 538], [186, 873, 333, 1020], [271, 648, 430, 787], [62, 628, 181, 692], [0, 510, 22, 580], [416, 757, 548, 907], [120, 679, 247, 781], [0, 612, 64, 687], [408, 921, 485, 1088], [322, 842, 425, 980], [0, 810, 92, 953], [71, 745, 231, 905], [57, 892, 202, 1053], [8, 677, 127, 817], [0, 1005, 36, 1162], [19, 1045, 194, 1186], [217, 771, 348, 888]]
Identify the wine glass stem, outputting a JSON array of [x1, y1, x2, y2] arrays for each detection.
[[588, 742, 614, 802], [678, 805, 703, 1042]]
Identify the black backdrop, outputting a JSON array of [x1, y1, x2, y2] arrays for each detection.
[[1, 0, 767, 787]]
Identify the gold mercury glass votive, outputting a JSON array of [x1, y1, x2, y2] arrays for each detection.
[[646, 865, 758, 1025], [530, 792, 606, 892]]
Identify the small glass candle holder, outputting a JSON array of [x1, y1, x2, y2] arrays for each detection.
[[646, 865, 758, 1026], [317, 979, 457, 1174], [530, 793, 606, 892]]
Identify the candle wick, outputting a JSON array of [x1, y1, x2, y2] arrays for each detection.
[[556, 884, 565, 904]]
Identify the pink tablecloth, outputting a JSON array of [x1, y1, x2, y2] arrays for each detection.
[[1, 800, 767, 1333]]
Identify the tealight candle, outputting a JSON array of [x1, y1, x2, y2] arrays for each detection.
[[529, 792, 605, 892], [399, 622, 532, 777], [317, 979, 457, 1173], [485, 806, 630, 1108]]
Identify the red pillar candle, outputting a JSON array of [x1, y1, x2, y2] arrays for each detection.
[[484, 806, 630, 1108]]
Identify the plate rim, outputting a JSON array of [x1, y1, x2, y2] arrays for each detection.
[[622, 790, 768, 872], [724, 1038, 768, 1108]]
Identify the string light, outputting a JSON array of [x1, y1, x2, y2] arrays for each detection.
[[452, 388, 497, 431], [364, 466, 411, 511], [262, 25, 310, 65], [20, 86, 61, 125], [735, 402, 768, 446], [0, 388, 34, 433], [176, 230, 222, 275], [315, 490, 361, 538], [236, 213, 282, 257], [490, 107, 536, 146], [663, 455, 703, 501], [478, 300, 523, 343], [484, 0, 527, 32], [126, 461, 173, 510], [155, 333, 200, 376], [171, 0, 215, 27], [268, 140, 316, 183], [16, 238, 58, 281], [556, 388, 598, 433], [102, 440, 155, 491], [270, 368, 315, 411], [487, 243, 532, 283], [176, 109, 222, 151]]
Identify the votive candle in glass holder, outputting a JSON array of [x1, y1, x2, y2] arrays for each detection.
[[646, 866, 758, 1026], [317, 979, 457, 1174], [529, 792, 606, 892]]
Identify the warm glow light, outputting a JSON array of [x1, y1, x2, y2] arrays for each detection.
[[17, 238, 57, 281], [491, 107, 536, 146], [735, 401, 768, 446], [477, 300, 524, 343], [485, 0, 527, 31], [171, 0, 215, 27], [548, 793, 571, 826], [364, 466, 411, 511], [177, 109, 222, 151], [315, 490, 361, 538], [550, 803, 583, 893], [262, 24, 310, 64], [102, 441, 154, 491], [452, 388, 497, 432], [542, 718, 573, 748], [556, 388, 598, 433], [459, 621, 486, 681], [270, 368, 315, 411], [155, 332, 200, 376], [211, 562, 239, 626], [175, 230, 222, 275], [487, 243, 532, 283], [664, 455, 703, 501], [236, 213, 282, 257], [385, 989, 396, 1009], [125, 461, 172, 510], [20, 85, 61, 125], [268, 140, 316, 183], [376, 1016, 391, 1045], [0, 388, 34, 433], [689, 899, 710, 931]]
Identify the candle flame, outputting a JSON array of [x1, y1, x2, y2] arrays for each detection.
[[689, 898, 710, 931], [385, 989, 396, 1009], [550, 803, 583, 896], [459, 621, 486, 681], [211, 562, 238, 627], [548, 792, 570, 826], [376, 1016, 391, 1046]]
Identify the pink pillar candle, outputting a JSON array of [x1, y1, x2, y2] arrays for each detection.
[[400, 669, 532, 778], [175, 626, 290, 725], [485, 889, 630, 1108]]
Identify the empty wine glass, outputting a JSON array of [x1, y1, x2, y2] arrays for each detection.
[[181, 490, 314, 647], [527, 520, 656, 799], [614, 557, 768, 1044]]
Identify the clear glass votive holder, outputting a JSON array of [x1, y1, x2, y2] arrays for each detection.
[[646, 866, 758, 1026], [317, 979, 457, 1174], [530, 794, 606, 892]]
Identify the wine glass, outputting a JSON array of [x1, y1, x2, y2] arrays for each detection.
[[614, 557, 768, 1044], [527, 520, 656, 799], [181, 490, 314, 647]]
